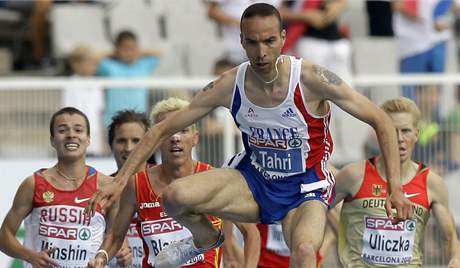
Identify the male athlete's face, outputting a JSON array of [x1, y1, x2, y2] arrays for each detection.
[[51, 113, 90, 160], [241, 15, 285, 75], [111, 122, 147, 169], [156, 111, 198, 165], [388, 112, 419, 163]]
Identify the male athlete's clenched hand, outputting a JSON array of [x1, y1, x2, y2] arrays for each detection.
[[115, 246, 133, 266], [385, 189, 413, 224], [86, 254, 107, 268], [85, 180, 123, 216], [28, 248, 59, 268]]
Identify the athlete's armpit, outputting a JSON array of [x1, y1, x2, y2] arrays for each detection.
[[313, 65, 343, 86]]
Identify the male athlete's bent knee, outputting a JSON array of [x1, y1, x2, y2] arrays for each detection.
[[292, 242, 317, 266], [161, 182, 191, 216]]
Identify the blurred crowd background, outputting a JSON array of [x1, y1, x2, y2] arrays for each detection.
[[1, 1, 460, 171]]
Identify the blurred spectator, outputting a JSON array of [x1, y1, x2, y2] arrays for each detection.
[[412, 85, 454, 174], [446, 86, 460, 167], [213, 57, 235, 76], [0, 0, 52, 69], [61, 45, 106, 156], [97, 30, 161, 126], [281, 0, 364, 165], [393, 0, 453, 99], [280, 0, 351, 78], [207, 0, 282, 66], [366, 0, 394, 36]]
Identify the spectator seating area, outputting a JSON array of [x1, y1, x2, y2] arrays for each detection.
[[0, 0, 460, 169], [0, 0, 456, 77]]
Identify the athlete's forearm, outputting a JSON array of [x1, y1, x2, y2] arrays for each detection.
[[449, 237, 460, 261], [0, 229, 34, 262], [242, 233, 261, 268], [103, 206, 135, 261], [326, 205, 341, 235], [433, 202, 460, 262], [236, 223, 261, 268], [444, 218, 460, 260], [446, 226, 460, 266], [100, 231, 126, 262], [374, 116, 402, 193]]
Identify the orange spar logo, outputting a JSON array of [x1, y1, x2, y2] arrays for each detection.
[[42, 191, 55, 203]]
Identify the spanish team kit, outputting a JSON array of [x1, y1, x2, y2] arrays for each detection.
[[134, 162, 222, 267]]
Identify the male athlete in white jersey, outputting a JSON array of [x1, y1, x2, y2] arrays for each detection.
[[88, 3, 412, 268], [0, 107, 129, 268]]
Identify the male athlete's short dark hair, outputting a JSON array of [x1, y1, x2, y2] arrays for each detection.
[[50, 107, 90, 137], [240, 3, 282, 32], [115, 30, 137, 46], [108, 110, 150, 148]]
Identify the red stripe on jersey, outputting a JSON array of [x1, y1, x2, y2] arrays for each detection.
[[293, 83, 333, 169], [134, 169, 154, 268], [195, 162, 212, 173]]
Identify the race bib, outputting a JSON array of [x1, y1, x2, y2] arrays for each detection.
[[266, 224, 290, 256], [183, 253, 205, 266], [248, 136, 305, 179], [361, 216, 416, 265], [127, 223, 144, 268], [141, 218, 195, 266]]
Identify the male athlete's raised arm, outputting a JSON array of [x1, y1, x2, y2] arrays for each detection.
[[300, 61, 412, 222], [88, 176, 138, 267], [87, 70, 237, 215], [428, 171, 460, 267]]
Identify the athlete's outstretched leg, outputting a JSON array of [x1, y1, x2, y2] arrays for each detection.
[[282, 200, 328, 268], [157, 168, 259, 267]]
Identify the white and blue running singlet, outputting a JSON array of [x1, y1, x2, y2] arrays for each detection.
[[226, 56, 335, 223]]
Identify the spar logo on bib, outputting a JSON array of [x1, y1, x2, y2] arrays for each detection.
[[141, 218, 183, 236], [247, 127, 306, 179], [405, 220, 416, 231], [362, 216, 416, 265], [248, 137, 303, 173], [78, 227, 91, 240]]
